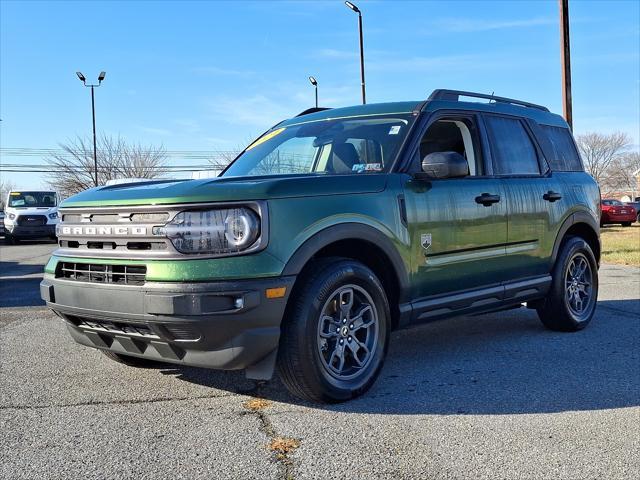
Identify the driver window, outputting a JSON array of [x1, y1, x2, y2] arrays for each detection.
[[416, 118, 483, 176]]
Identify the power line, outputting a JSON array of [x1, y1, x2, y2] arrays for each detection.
[[0, 147, 237, 160]]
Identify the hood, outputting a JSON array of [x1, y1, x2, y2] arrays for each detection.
[[60, 174, 388, 208], [6, 205, 57, 214]]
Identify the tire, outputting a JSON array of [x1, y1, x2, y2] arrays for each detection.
[[277, 258, 390, 403], [4, 234, 18, 245], [100, 350, 165, 368], [537, 237, 598, 332], [622, 222, 632, 227]]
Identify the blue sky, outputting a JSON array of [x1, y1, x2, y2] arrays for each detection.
[[1, 0, 639, 188]]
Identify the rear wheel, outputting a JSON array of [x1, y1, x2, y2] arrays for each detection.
[[537, 237, 598, 331], [101, 350, 165, 368], [277, 258, 390, 403], [622, 222, 632, 227]]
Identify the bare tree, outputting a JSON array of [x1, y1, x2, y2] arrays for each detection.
[[207, 151, 238, 173], [605, 151, 640, 197], [46, 135, 167, 197], [0, 179, 17, 209], [575, 132, 631, 187], [206, 137, 255, 174]]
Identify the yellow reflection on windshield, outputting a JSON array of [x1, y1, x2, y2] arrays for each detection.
[[246, 127, 286, 151]]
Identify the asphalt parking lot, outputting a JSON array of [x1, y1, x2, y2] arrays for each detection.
[[1, 241, 639, 479]]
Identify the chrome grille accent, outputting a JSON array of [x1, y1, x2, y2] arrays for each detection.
[[56, 262, 147, 285]]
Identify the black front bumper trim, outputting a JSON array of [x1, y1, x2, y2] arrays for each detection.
[[41, 274, 296, 377]]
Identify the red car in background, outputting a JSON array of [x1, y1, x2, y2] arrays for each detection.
[[600, 199, 637, 227]]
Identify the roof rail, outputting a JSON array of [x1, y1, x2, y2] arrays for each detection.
[[428, 89, 549, 112], [295, 107, 332, 117]]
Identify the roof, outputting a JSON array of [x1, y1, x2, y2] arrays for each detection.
[[278, 101, 421, 127], [279, 90, 568, 129]]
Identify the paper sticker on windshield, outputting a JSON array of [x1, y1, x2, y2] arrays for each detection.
[[246, 127, 285, 151], [388, 125, 401, 135], [353, 163, 383, 173], [10, 192, 20, 195]]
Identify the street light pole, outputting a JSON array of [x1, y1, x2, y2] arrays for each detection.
[[559, 0, 572, 130], [345, 1, 366, 104], [90, 85, 98, 186], [309, 76, 318, 108], [76, 71, 106, 187]]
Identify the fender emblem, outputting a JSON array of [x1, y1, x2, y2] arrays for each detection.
[[421, 233, 432, 251]]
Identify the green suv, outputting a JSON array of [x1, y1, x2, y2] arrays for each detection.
[[41, 90, 600, 402]]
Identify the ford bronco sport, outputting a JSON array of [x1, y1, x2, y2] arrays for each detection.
[[41, 90, 600, 402]]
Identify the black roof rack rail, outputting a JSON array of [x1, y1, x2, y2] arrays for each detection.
[[428, 89, 549, 112], [295, 107, 332, 117]]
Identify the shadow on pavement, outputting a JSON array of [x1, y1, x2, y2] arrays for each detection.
[[161, 299, 640, 415], [0, 240, 56, 307], [0, 276, 45, 307]]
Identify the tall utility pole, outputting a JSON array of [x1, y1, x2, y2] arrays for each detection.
[[345, 1, 366, 104], [559, 0, 573, 130], [76, 71, 106, 187]]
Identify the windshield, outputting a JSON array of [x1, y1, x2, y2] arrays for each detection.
[[222, 114, 414, 177], [8, 191, 57, 208]]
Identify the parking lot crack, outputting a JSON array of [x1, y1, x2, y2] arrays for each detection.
[[242, 390, 301, 480]]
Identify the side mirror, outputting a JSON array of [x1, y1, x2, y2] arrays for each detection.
[[416, 151, 469, 179]]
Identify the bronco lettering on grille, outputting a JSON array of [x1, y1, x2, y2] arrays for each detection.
[[61, 226, 148, 235]]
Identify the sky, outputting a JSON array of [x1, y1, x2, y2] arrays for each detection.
[[1, 0, 639, 189]]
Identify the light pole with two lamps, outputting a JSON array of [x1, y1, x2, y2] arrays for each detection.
[[76, 71, 106, 187]]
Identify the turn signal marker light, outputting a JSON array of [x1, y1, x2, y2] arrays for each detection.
[[266, 287, 287, 299]]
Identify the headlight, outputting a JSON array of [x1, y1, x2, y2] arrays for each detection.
[[8, 213, 15, 220], [161, 207, 261, 254], [48, 212, 58, 219]]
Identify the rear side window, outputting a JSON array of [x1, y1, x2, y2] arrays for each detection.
[[484, 116, 540, 175], [540, 125, 583, 171]]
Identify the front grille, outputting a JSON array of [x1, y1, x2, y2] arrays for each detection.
[[56, 262, 147, 285], [55, 201, 265, 260], [17, 215, 47, 226], [66, 315, 158, 338]]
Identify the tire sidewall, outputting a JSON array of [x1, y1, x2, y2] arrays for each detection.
[[553, 237, 599, 329], [294, 260, 390, 401]]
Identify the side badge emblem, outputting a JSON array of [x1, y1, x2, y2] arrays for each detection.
[[421, 233, 432, 251]]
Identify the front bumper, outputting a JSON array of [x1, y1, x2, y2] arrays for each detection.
[[40, 273, 295, 377], [7, 224, 56, 238]]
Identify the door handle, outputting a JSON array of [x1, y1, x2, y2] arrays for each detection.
[[543, 191, 562, 202], [475, 193, 501, 207]]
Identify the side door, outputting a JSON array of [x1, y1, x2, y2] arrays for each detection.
[[402, 112, 508, 312], [482, 114, 565, 283]]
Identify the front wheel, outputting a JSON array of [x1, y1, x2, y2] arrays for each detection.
[[277, 258, 390, 403], [537, 237, 598, 331], [622, 222, 632, 227], [4, 233, 18, 245]]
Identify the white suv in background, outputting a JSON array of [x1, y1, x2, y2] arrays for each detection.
[[4, 190, 59, 244]]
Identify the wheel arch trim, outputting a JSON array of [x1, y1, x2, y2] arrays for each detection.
[[551, 211, 601, 266], [281, 222, 410, 301]]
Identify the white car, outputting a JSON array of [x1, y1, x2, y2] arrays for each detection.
[[3, 191, 59, 244]]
